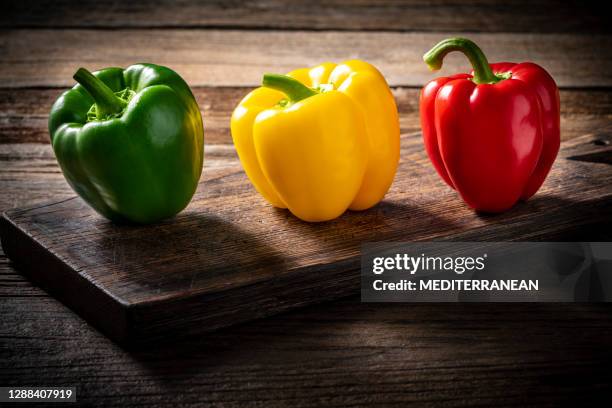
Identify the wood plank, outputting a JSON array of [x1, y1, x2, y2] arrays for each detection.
[[1, 284, 612, 407], [1, 30, 610, 88], [1, 277, 611, 407], [2, 87, 610, 145], [2, 131, 611, 345], [1, 0, 607, 33]]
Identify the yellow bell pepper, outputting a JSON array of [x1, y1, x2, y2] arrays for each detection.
[[231, 60, 400, 222]]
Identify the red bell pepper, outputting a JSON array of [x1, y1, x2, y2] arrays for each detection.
[[420, 37, 560, 213]]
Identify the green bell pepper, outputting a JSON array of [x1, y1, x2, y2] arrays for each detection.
[[48, 63, 204, 224]]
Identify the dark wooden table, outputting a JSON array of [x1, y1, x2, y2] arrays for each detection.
[[1, 1, 612, 406]]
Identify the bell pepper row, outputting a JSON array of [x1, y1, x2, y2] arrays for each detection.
[[49, 37, 560, 224]]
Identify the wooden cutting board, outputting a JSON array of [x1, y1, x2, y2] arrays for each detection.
[[1, 131, 611, 346]]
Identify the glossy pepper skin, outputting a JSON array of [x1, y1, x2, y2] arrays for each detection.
[[420, 38, 560, 213], [231, 61, 400, 222], [49, 64, 204, 224]]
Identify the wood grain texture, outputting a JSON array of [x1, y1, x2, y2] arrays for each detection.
[[2, 87, 611, 145], [1, 30, 611, 88], [2, 131, 611, 344], [2, 1, 612, 404], [1, 291, 612, 407], [1, 0, 607, 33], [0, 144, 74, 210]]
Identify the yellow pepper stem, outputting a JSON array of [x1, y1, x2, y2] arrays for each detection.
[[262, 74, 318, 103]]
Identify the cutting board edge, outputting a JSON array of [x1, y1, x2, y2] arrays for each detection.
[[123, 258, 361, 346], [0, 209, 364, 346], [0, 211, 131, 343]]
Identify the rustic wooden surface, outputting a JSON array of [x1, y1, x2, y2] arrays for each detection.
[[1, 0, 612, 406], [3, 131, 611, 345], [2, 30, 611, 87], [2, 0, 608, 33]]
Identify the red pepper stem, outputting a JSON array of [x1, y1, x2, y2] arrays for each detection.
[[423, 38, 502, 85], [73, 68, 126, 119], [262, 74, 318, 103]]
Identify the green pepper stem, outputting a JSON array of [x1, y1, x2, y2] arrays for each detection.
[[423, 37, 501, 85], [73, 67, 126, 119], [262, 74, 318, 103]]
